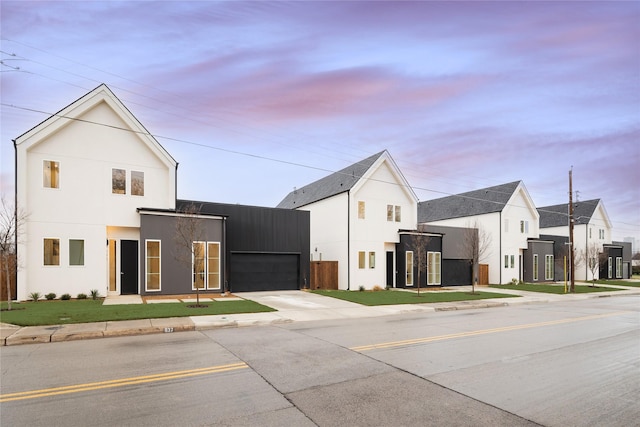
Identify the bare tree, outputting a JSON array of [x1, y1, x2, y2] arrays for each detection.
[[173, 203, 208, 307], [579, 242, 604, 287], [411, 225, 432, 296], [0, 196, 27, 310], [461, 220, 492, 294]]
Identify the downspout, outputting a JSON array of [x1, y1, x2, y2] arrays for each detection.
[[12, 139, 18, 301], [347, 190, 350, 290]]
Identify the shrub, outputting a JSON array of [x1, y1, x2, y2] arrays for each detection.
[[60, 293, 71, 300], [372, 285, 384, 292], [358, 285, 365, 292], [90, 289, 100, 300], [45, 293, 57, 300], [77, 293, 88, 300], [29, 292, 41, 302]]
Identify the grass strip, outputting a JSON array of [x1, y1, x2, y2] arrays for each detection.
[[311, 289, 517, 306], [0, 300, 275, 327], [490, 283, 625, 294]]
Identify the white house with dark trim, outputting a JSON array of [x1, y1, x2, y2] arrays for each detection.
[[418, 181, 541, 285], [538, 199, 614, 281], [277, 151, 418, 290]]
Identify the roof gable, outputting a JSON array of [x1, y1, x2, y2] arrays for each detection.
[[418, 181, 521, 222], [538, 199, 605, 228], [14, 84, 177, 169], [277, 151, 395, 209]]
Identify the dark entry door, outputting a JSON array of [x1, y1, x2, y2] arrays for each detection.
[[386, 251, 394, 288], [121, 240, 138, 295]]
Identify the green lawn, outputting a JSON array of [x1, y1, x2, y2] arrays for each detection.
[[490, 283, 625, 294], [0, 299, 275, 326], [311, 289, 517, 306], [592, 280, 640, 288]]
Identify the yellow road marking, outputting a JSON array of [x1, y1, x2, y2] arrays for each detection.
[[0, 362, 248, 403], [350, 311, 631, 352]]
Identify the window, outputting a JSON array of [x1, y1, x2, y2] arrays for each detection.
[[358, 201, 365, 219], [545, 255, 554, 280], [504, 255, 509, 268], [589, 228, 592, 239], [427, 252, 441, 285], [192, 241, 221, 290], [395, 206, 401, 222], [69, 239, 85, 266], [510, 255, 515, 268], [599, 229, 605, 240], [369, 252, 375, 269], [608, 257, 612, 278], [43, 160, 59, 188], [358, 251, 366, 269], [616, 257, 622, 279], [131, 171, 144, 196], [406, 251, 414, 286], [146, 240, 161, 291], [533, 255, 539, 281], [387, 205, 394, 221], [520, 220, 529, 234], [44, 238, 60, 265], [112, 168, 126, 194], [387, 205, 401, 222]]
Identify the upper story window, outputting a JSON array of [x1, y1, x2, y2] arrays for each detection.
[[112, 168, 126, 194], [520, 220, 529, 234], [504, 219, 509, 233], [43, 160, 59, 188], [387, 204, 401, 222], [358, 201, 365, 219], [599, 229, 605, 240], [131, 171, 144, 196]]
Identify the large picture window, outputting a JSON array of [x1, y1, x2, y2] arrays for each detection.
[[146, 240, 161, 291], [545, 255, 554, 280], [406, 251, 414, 286], [616, 257, 622, 279], [69, 239, 85, 266], [427, 252, 441, 285], [192, 241, 221, 290], [43, 160, 59, 188], [44, 238, 60, 265]]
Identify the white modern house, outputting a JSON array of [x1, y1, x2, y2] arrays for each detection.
[[277, 151, 418, 290], [538, 199, 613, 281], [13, 84, 177, 300], [418, 181, 540, 285]]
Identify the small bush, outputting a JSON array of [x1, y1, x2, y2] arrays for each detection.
[[372, 285, 384, 292], [45, 293, 57, 300], [60, 293, 71, 300], [77, 293, 88, 300], [90, 289, 100, 300], [29, 292, 41, 302], [358, 285, 365, 292]]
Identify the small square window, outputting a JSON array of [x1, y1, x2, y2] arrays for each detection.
[[69, 239, 85, 266], [44, 238, 60, 265], [112, 168, 126, 194]]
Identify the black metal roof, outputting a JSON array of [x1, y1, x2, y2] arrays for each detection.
[[276, 151, 386, 209], [418, 181, 521, 222], [538, 199, 600, 228]]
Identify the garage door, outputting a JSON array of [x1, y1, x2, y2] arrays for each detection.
[[230, 253, 300, 292]]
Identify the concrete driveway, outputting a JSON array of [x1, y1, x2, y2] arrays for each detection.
[[237, 290, 362, 311]]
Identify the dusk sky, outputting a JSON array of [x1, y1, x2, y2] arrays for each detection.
[[1, 1, 638, 242]]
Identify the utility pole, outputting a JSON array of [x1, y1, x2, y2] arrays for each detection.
[[568, 168, 575, 293]]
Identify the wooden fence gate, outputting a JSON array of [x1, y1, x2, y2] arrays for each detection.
[[478, 264, 489, 286], [309, 261, 338, 290]]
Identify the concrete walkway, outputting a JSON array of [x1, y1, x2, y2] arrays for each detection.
[[2, 283, 639, 346]]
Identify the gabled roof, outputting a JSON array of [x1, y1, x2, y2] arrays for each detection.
[[418, 181, 521, 222], [277, 151, 388, 209], [14, 83, 177, 168], [538, 199, 602, 228]]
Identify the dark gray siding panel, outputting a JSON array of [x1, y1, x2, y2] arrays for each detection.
[[523, 240, 554, 283], [396, 234, 442, 288], [139, 214, 225, 296], [424, 225, 475, 259], [442, 259, 472, 286]]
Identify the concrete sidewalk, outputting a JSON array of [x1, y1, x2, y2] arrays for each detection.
[[2, 284, 639, 346]]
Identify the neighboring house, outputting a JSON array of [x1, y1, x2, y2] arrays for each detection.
[[606, 241, 632, 280], [418, 181, 541, 285], [13, 84, 311, 300], [277, 151, 418, 290], [14, 84, 178, 300], [538, 199, 613, 281]]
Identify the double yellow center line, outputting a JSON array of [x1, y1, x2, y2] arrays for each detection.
[[1, 362, 247, 403], [350, 311, 630, 352]]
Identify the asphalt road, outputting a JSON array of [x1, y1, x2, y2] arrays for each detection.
[[1, 296, 638, 426]]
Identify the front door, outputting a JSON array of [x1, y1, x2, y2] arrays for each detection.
[[121, 240, 138, 295], [386, 251, 394, 288]]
